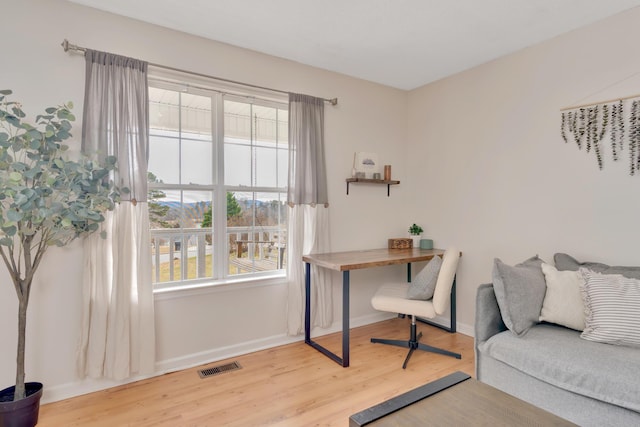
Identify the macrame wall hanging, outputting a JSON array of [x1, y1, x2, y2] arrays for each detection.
[[561, 99, 640, 175], [560, 73, 640, 175]]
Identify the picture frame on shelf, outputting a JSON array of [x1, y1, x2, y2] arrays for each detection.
[[354, 152, 380, 178]]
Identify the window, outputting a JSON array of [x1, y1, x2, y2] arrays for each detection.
[[148, 82, 288, 290]]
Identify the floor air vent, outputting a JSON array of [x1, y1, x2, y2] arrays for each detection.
[[198, 361, 242, 378]]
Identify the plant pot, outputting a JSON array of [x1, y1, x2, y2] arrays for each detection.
[[0, 382, 43, 427], [410, 235, 421, 248], [419, 239, 434, 250]]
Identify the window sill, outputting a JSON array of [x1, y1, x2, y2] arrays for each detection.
[[153, 273, 287, 300]]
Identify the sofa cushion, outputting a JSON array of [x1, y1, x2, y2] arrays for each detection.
[[492, 256, 546, 336], [478, 324, 640, 413], [580, 269, 640, 347], [555, 253, 640, 280], [540, 263, 585, 331]]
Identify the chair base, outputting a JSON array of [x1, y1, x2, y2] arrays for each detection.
[[371, 317, 461, 369]]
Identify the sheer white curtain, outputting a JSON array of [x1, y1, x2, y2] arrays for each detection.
[[77, 50, 155, 379], [286, 94, 333, 335]]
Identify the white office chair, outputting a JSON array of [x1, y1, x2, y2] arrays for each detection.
[[370, 247, 461, 368]]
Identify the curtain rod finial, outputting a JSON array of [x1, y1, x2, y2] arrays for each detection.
[[61, 39, 69, 52], [329, 98, 338, 106]]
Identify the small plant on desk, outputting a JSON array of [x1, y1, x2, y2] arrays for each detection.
[[408, 223, 423, 235]]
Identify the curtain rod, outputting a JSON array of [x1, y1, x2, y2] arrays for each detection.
[[61, 39, 338, 106]]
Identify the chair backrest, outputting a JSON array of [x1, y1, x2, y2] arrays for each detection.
[[432, 247, 460, 315]]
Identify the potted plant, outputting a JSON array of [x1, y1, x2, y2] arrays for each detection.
[[408, 223, 423, 248], [0, 90, 122, 426]]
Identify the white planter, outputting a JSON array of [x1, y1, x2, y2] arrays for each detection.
[[410, 235, 421, 248]]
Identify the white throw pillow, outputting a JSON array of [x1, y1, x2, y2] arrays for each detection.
[[539, 263, 585, 331], [579, 269, 640, 347]]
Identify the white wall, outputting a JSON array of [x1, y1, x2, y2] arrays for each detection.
[[407, 8, 640, 330], [6, 0, 640, 405], [1, 0, 409, 402]]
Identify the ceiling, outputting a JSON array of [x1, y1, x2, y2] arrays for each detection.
[[68, 0, 640, 90]]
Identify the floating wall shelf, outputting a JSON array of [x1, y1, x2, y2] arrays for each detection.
[[345, 178, 400, 197]]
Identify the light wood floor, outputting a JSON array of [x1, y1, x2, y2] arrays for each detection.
[[39, 318, 474, 426]]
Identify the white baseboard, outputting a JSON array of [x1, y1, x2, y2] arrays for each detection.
[[41, 375, 152, 405], [42, 311, 472, 404]]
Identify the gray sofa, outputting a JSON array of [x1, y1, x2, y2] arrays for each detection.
[[475, 256, 640, 426]]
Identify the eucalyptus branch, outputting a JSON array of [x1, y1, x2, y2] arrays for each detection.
[[21, 237, 35, 302], [30, 235, 50, 274], [561, 112, 568, 143], [22, 234, 33, 271], [6, 242, 20, 281], [0, 246, 21, 297]]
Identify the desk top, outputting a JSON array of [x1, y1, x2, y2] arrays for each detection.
[[302, 248, 445, 272]]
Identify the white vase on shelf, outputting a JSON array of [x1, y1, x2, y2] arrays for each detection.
[[410, 234, 421, 248]]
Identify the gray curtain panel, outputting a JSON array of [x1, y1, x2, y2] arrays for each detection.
[[81, 49, 149, 202], [79, 49, 155, 380], [287, 93, 328, 206], [285, 93, 333, 334]]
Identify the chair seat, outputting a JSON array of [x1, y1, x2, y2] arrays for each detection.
[[371, 282, 437, 319]]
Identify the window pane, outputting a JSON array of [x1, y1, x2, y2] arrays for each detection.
[[254, 105, 278, 143], [182, 191, 213, 282], [224, 100, 251, 140], [227, 191, 286, 276], [223, 100, 288, 188], [278, 108, 288, 142], [181, 137, 213, 185], [149, 187, 179, 284], [148, 187, 179, 229], [224, 139, 251, 186], [149, 134, 180, 184], [149, 87, 180, 131], [181, 92, 211, 138], [180, 93, 213, 185], [224, 99, 252, 187], [255, 145, 277, 187], [180, 191, 211, 228], [150, 189, 214, 284], [277, 148, 288, 187], [277, 108, 288, 187]]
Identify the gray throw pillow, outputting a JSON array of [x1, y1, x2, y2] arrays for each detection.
[[554, 253, 608, 273], [555, 253, 640, 280], [407, 255, 442, 300], [492, 256, 546, 336], [601, 266, 640, 280]]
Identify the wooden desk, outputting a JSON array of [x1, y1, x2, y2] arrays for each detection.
[[350, 372, 577, 426], [303, 248, 449, 367]]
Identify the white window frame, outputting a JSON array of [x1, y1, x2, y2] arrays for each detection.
[[148, 79, 288, 292]]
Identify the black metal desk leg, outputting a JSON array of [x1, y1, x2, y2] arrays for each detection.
[[342, 270, 350, 367], [450, 275, 457, 333], [305, 262, 311, 343], [304, 263, 349, 367]]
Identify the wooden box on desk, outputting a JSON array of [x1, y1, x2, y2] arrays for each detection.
[[388, 238, 412, 249]]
